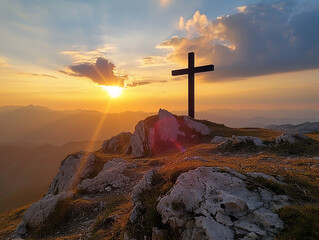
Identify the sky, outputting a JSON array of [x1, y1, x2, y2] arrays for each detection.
[[0, 0, 319, 113]]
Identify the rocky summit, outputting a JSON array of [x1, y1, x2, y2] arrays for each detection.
[[102, 109, 212, 157], [3, 109, 319, 240]]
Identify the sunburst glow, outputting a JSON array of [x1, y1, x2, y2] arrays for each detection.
[[101, 86, 123, 98]]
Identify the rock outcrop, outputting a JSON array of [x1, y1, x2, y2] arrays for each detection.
[[157, 167, 288, 240], [78, 158, 135, 193], [130, 109, 212, 157], [15, 191, 73, 238], [275, 133, 310, 144], [130, 169, 157, 223], [212, 135, 265, 148], [102, 132, 132, 154], [46, 152, 96, 195]]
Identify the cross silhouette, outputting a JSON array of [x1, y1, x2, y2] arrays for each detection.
[[172, 52, 214, 119]]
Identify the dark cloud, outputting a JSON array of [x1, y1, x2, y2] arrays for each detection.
[[61, 57, 126, 86], [125, 80, 167, 88], [161, 2, 319, 80]]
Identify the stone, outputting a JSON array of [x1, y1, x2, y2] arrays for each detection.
[[152, 227, 169, 240], [46, 152, 96, 195], [212, 136, 229, 144], [130, 109, 212, 157], [130, 169, 157, 223], [130, 121, 149, 157], [275, 133, 310, 144], [102, 132, 132, 154], [231, 135, 265, 147], [183, 116, 211, 135], [20, 191, 73, 229], [234, 219, 266, 236], [216, 135, 265, 149], [156, 167, 288, 240], [78, 158, 133, 192], [216, 212, 233, 226]]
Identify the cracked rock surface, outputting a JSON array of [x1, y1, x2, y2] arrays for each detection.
[[157, 166, 289, 240]]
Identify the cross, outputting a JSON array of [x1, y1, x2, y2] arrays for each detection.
[[172, 52, 214, 119]]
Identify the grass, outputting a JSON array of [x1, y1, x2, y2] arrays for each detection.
[[0, 205, 29, 239], [91, 195, 129, 236], [126, 169, 184, 240], [277, 204, 319, 240]]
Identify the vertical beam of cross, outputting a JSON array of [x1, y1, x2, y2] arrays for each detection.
[[172, 52, 214, 119], [188, 52, 195, 119]]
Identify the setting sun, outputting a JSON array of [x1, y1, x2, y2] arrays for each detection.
[[101, 86, 123, 98]]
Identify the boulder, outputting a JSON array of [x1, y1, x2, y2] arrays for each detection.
[[16, 191, 73, 235], [212, 136, 229, 144], [102, 132, 132, 154], [275, 133, 310, 144], [157, 167, 288, 239], [130, 169, 157, 223], [130, 109, 212, 157], [78, 158, 134, 193], [46, 152, 96, 195]]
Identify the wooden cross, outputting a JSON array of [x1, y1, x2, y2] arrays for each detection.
[[172, 52, 214, 119]]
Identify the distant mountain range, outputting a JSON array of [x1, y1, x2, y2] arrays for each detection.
[[266, 122, 319, 134], [1, 105, 319, 146], [0, 105, 152, 145], [0, 140, 103, 213]]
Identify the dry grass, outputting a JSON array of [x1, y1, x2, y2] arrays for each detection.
[[0, 204, 29, 239], [90, 195, 132, 240]]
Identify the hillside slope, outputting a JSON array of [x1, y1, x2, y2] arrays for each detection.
[[0, 141, 102, 213], [267, 121, 319, 134], [1, 110, 319, 240]]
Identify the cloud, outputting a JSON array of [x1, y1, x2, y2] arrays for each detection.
[[160, 2, 319, 80], [125, 80, 167, 88], [0, 58, 9, 67], [61, 57, 127, 86], [60, 44, 115, 64], [140, 56, 170, 67], [18, 72, 58, 79]]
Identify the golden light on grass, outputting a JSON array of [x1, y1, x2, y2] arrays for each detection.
[[101, 85, 123, 98]]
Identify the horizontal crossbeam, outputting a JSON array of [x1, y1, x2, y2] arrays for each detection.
[[172, 64, 214, 76]]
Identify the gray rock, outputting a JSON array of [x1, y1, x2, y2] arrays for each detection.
[[212, 136, 229, 144], [46, 152, 95, 195], [275, 133, 310, 144], [102, 132, 132, 154], [20, 191, 73, 229], [130, 109, 212, 157], [78, 158, 133, 192], [130, 169, 157, 223], [156, 167, 288, 240], [152, 227, 169, 240]]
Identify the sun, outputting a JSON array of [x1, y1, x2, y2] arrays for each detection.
[[101, 86, 123, 98]]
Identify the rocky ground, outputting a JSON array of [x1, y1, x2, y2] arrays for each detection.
[[1, 109, 319, 240]]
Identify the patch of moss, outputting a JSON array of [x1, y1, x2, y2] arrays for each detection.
[[277, 204, 319, 240]]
